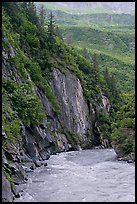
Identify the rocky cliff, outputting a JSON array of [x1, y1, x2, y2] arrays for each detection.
[[2, 3, 112, 201], [2, 49, 111, 202]]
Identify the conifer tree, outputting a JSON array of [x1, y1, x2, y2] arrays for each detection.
[[2, 2, 21, 28], [82, 47, 90, 60], [104, 68, 111, 87], [47, 12, 58, 50], [47, 12, 57, 36], [26, 2, 39, 26], [92, 53, 99, 83], [39, 4, 46, 28]]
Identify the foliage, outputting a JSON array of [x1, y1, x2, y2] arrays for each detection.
[[3, 80, 46, 127], [57, 128, 80, 149], [122, 142, 134, 155], [111, 93, 135, 130], [59, 18, 134, 94], [2, 87, 21, 143], [4, 171, 15, 191], [3, 6, 60, 116], [96, 110, 112, 141], [110, 93, 135, 154], [23, 57, 60, 114], [38, 4, 46, 28]]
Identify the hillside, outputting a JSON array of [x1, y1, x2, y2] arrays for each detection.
[[35, 4, 135, 93], [2, 2, 135, 202], [35, 2, 135, 14]]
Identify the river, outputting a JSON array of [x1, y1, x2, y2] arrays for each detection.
[[14, 148, 135, 202]]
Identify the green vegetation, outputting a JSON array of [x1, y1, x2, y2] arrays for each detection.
[[64, 130, 80, 149], [43, 8, 134, 94], [111, 93, 135, 131], [56, 128, 80, 149], [110, 93, 135, 155], [2, 87, 21, 144], [59, 25, 134, 93], [4, 171, 15, 191], [2, 2, 135, 157], [45, 4, 134, 154], [3, 80, 46, 127], [2, 4, 60, 116]]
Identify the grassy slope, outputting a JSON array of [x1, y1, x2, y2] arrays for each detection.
[[36, 3, 134, 93], [55, 13, 135, 93], [35, 3, 135, 93]]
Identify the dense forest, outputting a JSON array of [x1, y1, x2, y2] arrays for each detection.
[[2, 2, 135, 202]]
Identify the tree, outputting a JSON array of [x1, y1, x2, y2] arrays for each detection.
[[26, 2, 39, 26], [21, 2, 28, 11], [66, 33, 73, 45], [47, 12, 58, 50], [110, 75, 119, 98], [92, 53, 99, 83], [39, 4, 46, 28], [82, 47, 90, 60], [103, 68, 111, 87], [103, 68, 121, 114], [47, 12, 57, 37], [2, 2, 22, 28]]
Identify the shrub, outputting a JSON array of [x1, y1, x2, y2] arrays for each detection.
[[122, 142, 134, 154], [3, 80, 46, 127], [2, 89, 21, 143]]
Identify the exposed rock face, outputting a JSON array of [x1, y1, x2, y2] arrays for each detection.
[[2, 174, 13, 202], [101, 94, 110, 113], [2, 58, 106, 201], [96, 94, 111, 148], [56, 133, 69, 152], [51, 69, 91, 143]]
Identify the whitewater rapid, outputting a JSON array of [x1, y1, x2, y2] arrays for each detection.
[[14, 148, 135, 202]]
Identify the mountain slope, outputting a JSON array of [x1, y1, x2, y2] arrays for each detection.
[[2, 2, 135, 202], [35, 2, 135, 14], [37, 3, 135, 93]]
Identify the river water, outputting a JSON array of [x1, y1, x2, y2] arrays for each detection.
[[14, 148, 135, 202]]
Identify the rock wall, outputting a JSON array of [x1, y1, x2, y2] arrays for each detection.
[[51, 69, 91, 143], [2, 65, 95, 201], [2, 62, 110, 201], [101, 94, 110, 113]]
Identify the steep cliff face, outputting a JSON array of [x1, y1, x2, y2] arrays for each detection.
[[2, 45, 112, 201], [2, 63, 95, 201], [23, 67, 94, 155], [51, 69, 91, 142]]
